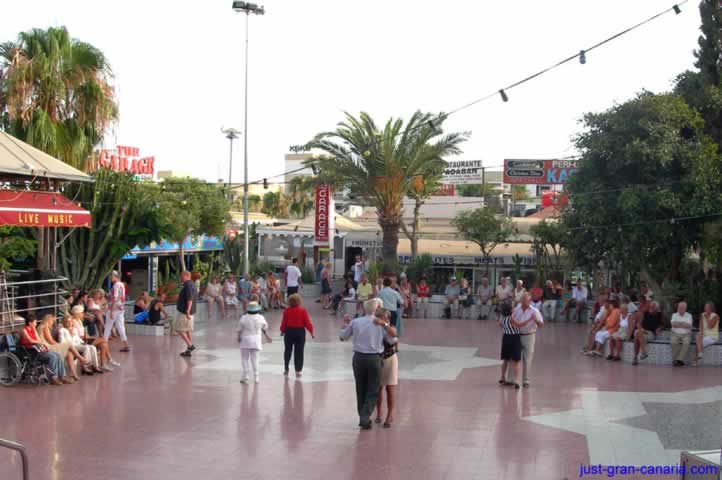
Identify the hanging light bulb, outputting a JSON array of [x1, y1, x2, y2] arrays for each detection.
[[499, 89, 509, 102], [579, 50, 586, 64], [673, 4, 681, 14]]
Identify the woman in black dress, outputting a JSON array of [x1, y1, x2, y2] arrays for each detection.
[[498, 302, 522, 389]]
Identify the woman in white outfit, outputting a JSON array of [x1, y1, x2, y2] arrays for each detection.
[[223, 273, 239, 319], [60, 306, 101, 375], [609, 303, 631, 360], [694, 301, 719, 366], [238, 301, 271, 384]]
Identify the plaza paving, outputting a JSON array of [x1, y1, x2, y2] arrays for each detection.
[[1, 302, 720, 479]]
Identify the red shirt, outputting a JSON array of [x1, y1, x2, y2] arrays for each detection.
[[280, 306, 314, 336], [530, 287, 543, 302], [20, 325, 39, 348], [416, 284, 430, 298]]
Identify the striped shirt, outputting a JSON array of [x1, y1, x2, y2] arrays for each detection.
[[500, 315, 520, 335]]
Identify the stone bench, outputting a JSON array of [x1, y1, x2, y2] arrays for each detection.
[[602, 335, 722, 365], [125, 323, 165, 336]]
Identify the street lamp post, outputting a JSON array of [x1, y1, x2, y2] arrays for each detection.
[[221, 127, 241, 200], [232, 1, 264, 277]]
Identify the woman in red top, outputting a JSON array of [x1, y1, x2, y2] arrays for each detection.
[[416, 277, 431, 319], [19, 316, 70, 385], [280, 294, 315, 377]]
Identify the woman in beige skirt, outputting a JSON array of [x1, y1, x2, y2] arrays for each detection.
[[37, 313, 87, 381], [374, 309, 399, 428]]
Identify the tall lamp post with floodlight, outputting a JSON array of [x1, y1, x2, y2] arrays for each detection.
[[221, 127, 241, 201], [232, 0, 264, 276]]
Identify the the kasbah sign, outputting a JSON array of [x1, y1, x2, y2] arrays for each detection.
[[87, 145, 155, 177]]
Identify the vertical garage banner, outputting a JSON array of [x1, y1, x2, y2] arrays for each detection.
[[314, 185, 334, 245], [503, 159, 577, 185]]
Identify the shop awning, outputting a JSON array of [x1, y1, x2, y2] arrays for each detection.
[[0, 190, 91, 227], [0, 131, 92, 183]]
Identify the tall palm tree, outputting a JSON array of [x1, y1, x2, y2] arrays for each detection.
[[286, 176, 315, 218], [0, 26, 118, 169], [308, 111, 468, 273]]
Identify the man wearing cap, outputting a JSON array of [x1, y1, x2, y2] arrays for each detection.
[[340, 298, 397, 430], [104, 270, 130, 353], [177, 271, 198, 357]]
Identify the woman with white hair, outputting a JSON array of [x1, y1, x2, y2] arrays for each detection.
[[238, 301, 271, 384], [60, 305, 103, 375], [694, 301, 719, 366]]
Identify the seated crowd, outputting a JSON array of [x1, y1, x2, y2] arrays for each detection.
[[15, 287, 125, 386]]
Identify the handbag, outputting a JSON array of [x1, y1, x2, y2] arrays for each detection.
[[134, 310, 149, 324]]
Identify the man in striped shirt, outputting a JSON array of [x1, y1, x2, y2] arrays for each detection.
[[498, 302, 521, 388]]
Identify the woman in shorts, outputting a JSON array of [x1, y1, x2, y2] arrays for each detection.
[[694, 301, 719, 366], [609, 303, 631, 361]]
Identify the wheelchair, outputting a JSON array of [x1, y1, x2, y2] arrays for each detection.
[[0, 335, 53, 387]]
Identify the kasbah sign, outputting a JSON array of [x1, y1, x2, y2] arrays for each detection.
[[87, 145, 155, 176]]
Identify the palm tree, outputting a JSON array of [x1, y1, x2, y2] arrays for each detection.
[[0, 26, 117, 169], [286, 176, 315, 218], [308, 111, 468, 273]]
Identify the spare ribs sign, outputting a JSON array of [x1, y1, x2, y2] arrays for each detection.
[[503, 159, 577, 185], [314, 185, 334, 245]]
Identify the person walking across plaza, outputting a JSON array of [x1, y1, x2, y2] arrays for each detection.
[[238, 301, 271, 384], [176, 271, 198, 357], [280, 294, 315, 377], [508, 293, 543, 388], [103, 270, 130, 353], [340, 298, 397, 430], [285, 257, 303, 297], [377, 277, 405, 335]]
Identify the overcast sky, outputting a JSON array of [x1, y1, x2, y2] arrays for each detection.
[[1, 0, 703, 183]]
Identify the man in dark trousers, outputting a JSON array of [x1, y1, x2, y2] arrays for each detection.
[[176, 271, 198, 357], [339, 298, 398, 430]]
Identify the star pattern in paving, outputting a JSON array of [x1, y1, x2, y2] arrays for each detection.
[[522, 386, 722, 465], [192, 337, 500, 383], [615, 401, 721, 450]]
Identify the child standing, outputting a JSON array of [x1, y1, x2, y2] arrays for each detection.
[[498, 302, 522, 389], [238, 301, 271, 384]]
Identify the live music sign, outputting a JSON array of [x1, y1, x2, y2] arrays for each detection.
[[314, 185, 335, 245]]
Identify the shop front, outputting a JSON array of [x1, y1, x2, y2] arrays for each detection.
[[121, 234, 223, 298]]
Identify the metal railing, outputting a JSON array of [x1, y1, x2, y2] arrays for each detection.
[[0, 271, 69, 333], [0, 438, 29, 480]]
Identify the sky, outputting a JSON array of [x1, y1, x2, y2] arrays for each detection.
[[0, 0, 704, 184]]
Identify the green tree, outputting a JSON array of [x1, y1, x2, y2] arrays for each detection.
[[0, 227, 36, 272], [400, 161, 446, 259], [308, 111, 468, 273], [453, 207, 515, 272], [286, 176, 314, 218], [261, 191, 288, 218], [0, 26, 117, 169], [561, 92, 721, 290], [157, 177, 230, 271], [57, 169, 167, 288], [529, 219, 566, 277]]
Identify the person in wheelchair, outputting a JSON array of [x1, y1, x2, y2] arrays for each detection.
[[19, 316, 72, 385]]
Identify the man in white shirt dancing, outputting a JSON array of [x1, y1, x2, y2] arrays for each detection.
[[104, 271, 130, 354], [285, 257, 303, 296], [508, 293, 543, 387]]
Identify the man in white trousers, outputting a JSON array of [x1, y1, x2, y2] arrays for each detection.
[[104, 271, 130, 354]]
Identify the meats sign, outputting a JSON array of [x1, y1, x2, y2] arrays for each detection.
[[503, 159, 577, 185]]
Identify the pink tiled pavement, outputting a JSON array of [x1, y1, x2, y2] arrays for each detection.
[[1, 301, 720, 480]]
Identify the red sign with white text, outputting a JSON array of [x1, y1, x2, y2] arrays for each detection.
[[503, 159, 576, 185], [315, 185, 332, 245], [88, 145, 155, 176]]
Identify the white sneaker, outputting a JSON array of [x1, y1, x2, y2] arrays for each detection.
[[254, 377, 260, 384], [101, 365, 114, 372], [240, 377, 249, 384], [109, 360, 121, 367]]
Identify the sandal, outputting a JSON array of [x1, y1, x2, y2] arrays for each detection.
[[383, 417, 393, 428], [514, 383, 521, 390], [374, 418, 382, 424], [120, 347, 130, 353], [498, 379, 508, 385]]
